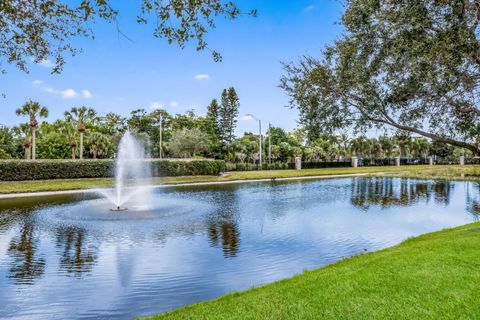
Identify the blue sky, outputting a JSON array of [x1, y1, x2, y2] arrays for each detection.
[[0, 0, 343, 135]]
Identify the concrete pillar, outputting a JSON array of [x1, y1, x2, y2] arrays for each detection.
[[351, 156, 358, 168], [428, 156, 433, 165], [294, 157, 302, 170], [460, 155, 465, 165], [395, 156, 401, 167]]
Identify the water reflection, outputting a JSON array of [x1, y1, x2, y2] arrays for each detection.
[[0, 178, 479, 319], [206, 191, 240, 258], [7, 222, 45, 285], [351, 177, 453, 209], [56, 226, 97, 276]]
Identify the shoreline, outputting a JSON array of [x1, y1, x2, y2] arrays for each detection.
[[0, 172, 372, 199]]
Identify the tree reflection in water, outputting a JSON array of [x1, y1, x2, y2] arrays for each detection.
[[351, 177, 453, 210], [207, 191, 240, 258], [465, 182, 480, 221], [56, 226, 97, 276], [7, 222, 45, 285]]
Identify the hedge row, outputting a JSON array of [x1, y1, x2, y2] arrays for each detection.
[[0, 159, 226, 181]]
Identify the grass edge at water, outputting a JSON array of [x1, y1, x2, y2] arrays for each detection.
[[2, 165, 479, 194], [140, 222, 480, 319]]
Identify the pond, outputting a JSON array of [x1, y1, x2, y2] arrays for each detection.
[[0, 177, 479, 319]]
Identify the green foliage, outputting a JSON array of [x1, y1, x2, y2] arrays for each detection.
[[281, 0, 480, 154], [168, 128, 210, 158], [0, 1, 255, 75], [0, 159, 225, 181], [36, 131, 71, 159], [218, 87, 240, 145], [0, 148, 11, 159], [0, 127, 16, 158]]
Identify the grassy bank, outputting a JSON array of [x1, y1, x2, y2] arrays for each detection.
[[142, 222, 480, 320], [1, 165, 479, 194]]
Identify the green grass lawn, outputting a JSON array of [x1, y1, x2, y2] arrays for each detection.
[[1, 165, 479, 194], [141, 222, 480, 320]]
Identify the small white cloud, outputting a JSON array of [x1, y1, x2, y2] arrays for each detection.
[[60, 89, 77, 99], [304, 5, 314, 12], [194, 74, 210, 81], [43, 87, 56, 93], [32, 81, 91, 100], [150, 101, 165, 110], [170, 101, 179, 107], [82, 90, 92, 99], [30, 57, 55, 68]]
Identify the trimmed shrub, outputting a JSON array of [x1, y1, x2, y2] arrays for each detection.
[[0, 159, 226, 181]]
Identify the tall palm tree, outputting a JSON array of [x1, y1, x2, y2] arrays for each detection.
[[15, 101, 48, 160], [61, 123, 78, 159], [64, 107, 97, 160]]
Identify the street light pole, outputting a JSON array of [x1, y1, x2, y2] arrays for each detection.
[[246, 114, 262, 168], [158, 113, 163, 159], [268, 122, 271, 165], [259, 119, 262, 168]]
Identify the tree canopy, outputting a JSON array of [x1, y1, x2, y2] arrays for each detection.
[[281, 0, 480, 154], [0, 0, 256, 75]]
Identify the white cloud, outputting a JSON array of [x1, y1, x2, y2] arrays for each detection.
[[194, 74, 210, 81], [150, 101, 165, 110], [60, 89, 77, 99], [39, 59, 55, 68], [30, 57, 55, 68], [303, 5, 314, 12], [170, 101, 179, 107], [32, 81, 91, 100], [82, 90, 92, 99]]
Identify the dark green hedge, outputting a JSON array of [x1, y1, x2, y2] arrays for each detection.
[[0, 159, 226, 181]]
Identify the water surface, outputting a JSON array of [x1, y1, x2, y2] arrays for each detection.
[[0, 177, 479, 319]]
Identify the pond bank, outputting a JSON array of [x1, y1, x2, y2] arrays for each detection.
[[1, 165, 479, 196], [141, 221, 480, 319]]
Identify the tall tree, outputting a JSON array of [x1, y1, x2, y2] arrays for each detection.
[[64, 106, 97, 160], [206, 99, 221, 136], [218, 87, 240, 146], [15, 101, 48, 160], [0, 1, 256, 76], [168, 128, 210, 158], [281, 0, 480, 154]]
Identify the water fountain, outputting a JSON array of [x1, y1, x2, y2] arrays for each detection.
[[99, 132, 152, 211]]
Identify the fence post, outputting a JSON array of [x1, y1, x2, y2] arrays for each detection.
[[395, 156, 401, 166], [460, 155, 465, 165], [351, 156, 358, 168], [294, 157, 302, 170], [428, 156, 433, 165]]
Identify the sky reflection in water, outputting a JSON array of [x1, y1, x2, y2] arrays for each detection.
[[0, 177, 479, 319]]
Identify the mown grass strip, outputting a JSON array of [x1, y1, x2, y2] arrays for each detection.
[[141, 222, 480, 320], [0, 165, 479, 194]]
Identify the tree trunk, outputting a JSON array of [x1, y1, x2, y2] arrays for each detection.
[[25, 146, 31, 160], [93, 151, 97, 159], [80, 132, 84, 160], [31, 128, 36, 160], [71, 147, 76, 159]]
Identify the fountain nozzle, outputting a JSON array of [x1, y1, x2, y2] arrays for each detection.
[[110, 206, 128, 212]]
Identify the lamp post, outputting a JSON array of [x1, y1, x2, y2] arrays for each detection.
[[246, 114, 262, 168], [268, 122, 272, 165], [158, 113, 163, 159]]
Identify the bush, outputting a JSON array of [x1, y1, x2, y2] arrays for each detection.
[[0, 159, 226, 181]]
